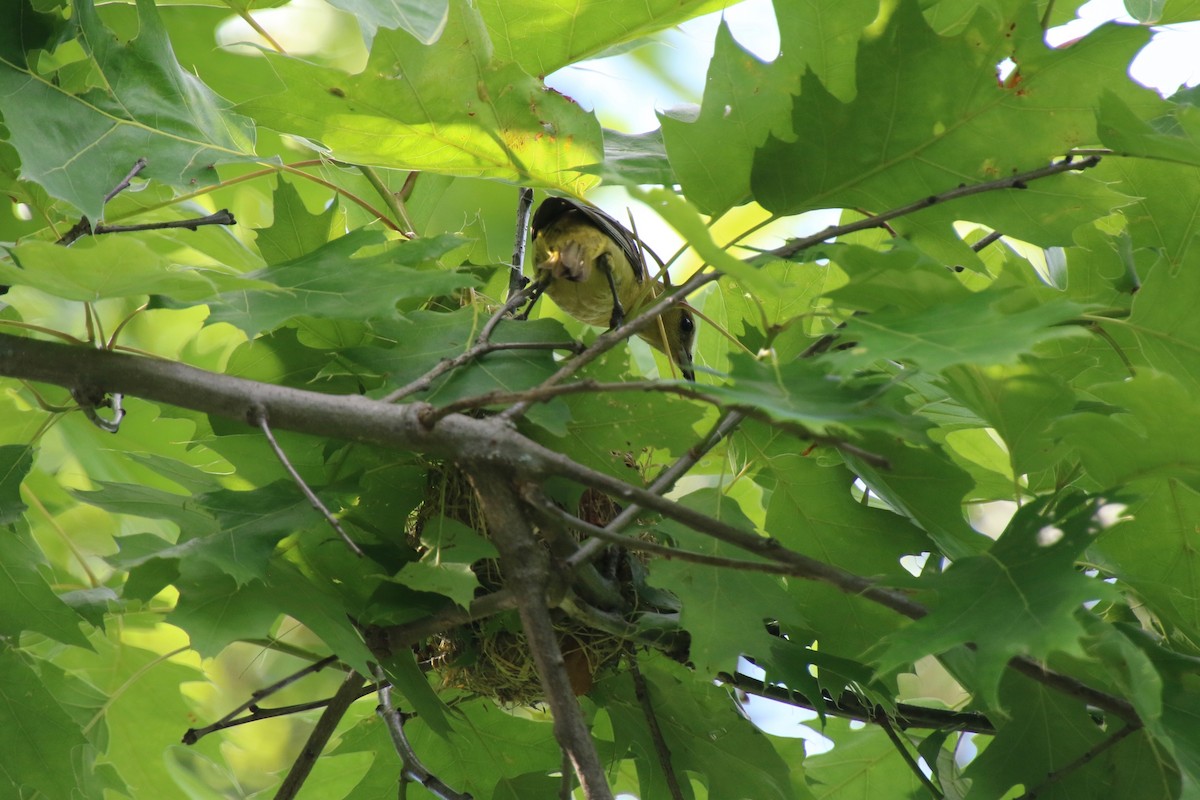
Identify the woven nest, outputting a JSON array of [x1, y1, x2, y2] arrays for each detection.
[[409, 465, 630, 705]]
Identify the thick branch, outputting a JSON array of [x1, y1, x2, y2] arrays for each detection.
[[274, 670, 366, 800], [0, 333, 1139, 727], [468, 470, 614, 800]]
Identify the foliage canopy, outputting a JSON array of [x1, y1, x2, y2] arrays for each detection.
[[2, 0, 1200, 798]]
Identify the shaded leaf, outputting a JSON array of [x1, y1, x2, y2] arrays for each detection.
[[207, 229, 474, 336], [0, 528, 91, 648], [0, 0, 257, 219], [873, 495, 1118, 708]]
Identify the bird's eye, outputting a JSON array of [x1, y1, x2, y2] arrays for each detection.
[[679, 315, 695, 334]]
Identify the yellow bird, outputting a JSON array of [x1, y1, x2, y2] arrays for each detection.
[[525, 197, 696, 381]]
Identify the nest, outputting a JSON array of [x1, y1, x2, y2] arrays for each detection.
[[409, 465, 632, 705]]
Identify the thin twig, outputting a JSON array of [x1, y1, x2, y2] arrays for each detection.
[[768, 156, 1102, 260], [568, 410, 747, 567], [1018, 724, 1137, 799], [970, 230, 1004, 252], [253, 409, 364, 557], [359, 165, 417, 234], [57, 210, 237, 246], [717, 672, 995, 734], [879, 717, 944, 798], [375, 666, 473, 800], [509, 187, 535, 302], [103, 158, 148, 204], [530, 489, 798, 576], [91, 209, 237, 236], [184, 655, 341, 744], [274, 670, 366, 800], [628, 652, 684, 800], [381, 326, 579, 404]]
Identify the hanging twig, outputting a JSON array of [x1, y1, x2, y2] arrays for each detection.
[[879, 716, 944, 799], [252, 408, 364, 557], [274, 670, 366, 800], [509, 187, 535, 302], [627, 651, 685, 800], [374, 666, 473, 800]]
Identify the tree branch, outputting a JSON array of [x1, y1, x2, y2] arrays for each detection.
[[717, 672, 996, 734], [184, 654, 341, 745], [0, 333, 1140, 728], [767, 156, 1102, 260], [274, 669, 366, 800], [628, 652, 684, 800], [253, 409, 363, 556], [375, 666, 472, 800], [468, 470, 614, 800]]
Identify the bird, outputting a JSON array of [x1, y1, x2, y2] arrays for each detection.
[[524, 197, 696, 381]]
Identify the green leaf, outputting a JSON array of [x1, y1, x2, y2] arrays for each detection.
[[401, 697, 564, 795], [254, 178, 339, 264], [1093, 478, 1200, 642], [833, 288, 1086, 374], [940, 364, 1078, 476], [629, 187, 781, 296], [750, 426, 929, 658], [660, 20, 798, 214], [752, 4, 1149, 261], [0, 443, 32, 524], [595, 657, 797, 800], [0, 647, 95, 800], [1, 235, 264, 302], [962, 670, 1164, 798], [238, 0, 602, 194], [477, 0, 730, 76], [207, 229, 475, 336], [1055, 372, 1200, 490], [60, 635, 205, 798], [774, 0, 876, 103], [167, 569, 279, 657], [327, 0, 449, 44], [649, 489, 794, 675], [1098, 89, 1200, 166], [393, 516, 497, 609], [685, 353, 929, 438], [873, 495, 1118, 709], [844, 432, 987, 560], [587, 128, 676, 187], [803, 718, 926, 799], [1124, 254, 1200, 390], [0, 527, 91, 648], [0, 0, 257, 220]]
